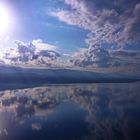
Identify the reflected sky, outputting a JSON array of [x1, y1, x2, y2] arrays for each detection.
[[0, 83, 140, 140]]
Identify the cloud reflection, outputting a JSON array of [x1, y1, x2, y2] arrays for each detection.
[[0, 83, 140, 140]]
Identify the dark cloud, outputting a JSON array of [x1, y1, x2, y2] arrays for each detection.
[[39, 50, 60, 60], [110, 50, 139, 57], [15, 40, 36, 54]]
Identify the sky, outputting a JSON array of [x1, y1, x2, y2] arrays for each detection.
[[0, 0, 88, 52], [0, 0, 140, 73]]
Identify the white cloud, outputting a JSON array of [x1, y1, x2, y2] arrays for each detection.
[[70, 47, 111, 68], [51, 0, 140, 47], [32, 39, 58, 51], [0, 40, 61, 67], [51, 0, 140, 71]]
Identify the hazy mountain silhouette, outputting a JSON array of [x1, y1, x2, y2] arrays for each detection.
[[0, 65, 139, 90]]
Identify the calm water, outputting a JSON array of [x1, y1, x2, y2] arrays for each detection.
[[0, 82, 140, 140]]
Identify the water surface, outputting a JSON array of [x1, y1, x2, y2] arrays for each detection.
[[0, 82, 140, 140]]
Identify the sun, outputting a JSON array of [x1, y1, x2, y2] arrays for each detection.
[[0, 4, 11, 34]]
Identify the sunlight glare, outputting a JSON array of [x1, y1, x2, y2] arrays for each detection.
[[0, 3, 11, 34]]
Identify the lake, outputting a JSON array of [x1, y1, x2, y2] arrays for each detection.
[[0, 82, 140, 140]]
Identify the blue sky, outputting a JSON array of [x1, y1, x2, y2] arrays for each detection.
[[0, 0, 88, 53], [0, 0, 140, 73]]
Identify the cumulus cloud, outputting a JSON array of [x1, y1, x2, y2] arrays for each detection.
[[122, 3, 140, 43], [70, 46, 111, 68], [70, 47, 140, 70], [0, 40, 60, 66], [32, 39, 58, 51], [52, 0, 140, 46], [51, 0, 140, 69]]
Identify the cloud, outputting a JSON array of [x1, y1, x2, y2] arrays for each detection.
[[70, 47, 111, 68], [122, 3, 140, 43], [110, 50, 139, 58], [51, 0, 140, 70], [32, 39, 58, 51], [69, 46, 140, 71], [109, 50, 140, 68], [52, 0, 140, 46], [1, 40, 60, 66], [15, 40, 36, 55]]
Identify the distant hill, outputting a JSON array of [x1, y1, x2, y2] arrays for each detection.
[[0, 65, 139, 90]]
